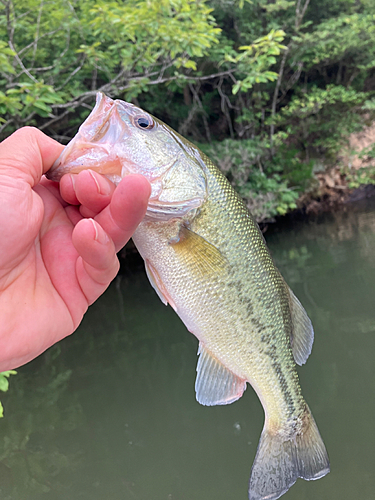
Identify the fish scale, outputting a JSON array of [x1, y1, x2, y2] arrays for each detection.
[[186, 156, 297, 397], [46, 92, 330, 500]]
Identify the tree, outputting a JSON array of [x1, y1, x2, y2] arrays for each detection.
[[0, 0, 221, 137], [1, 0, 374, 220]]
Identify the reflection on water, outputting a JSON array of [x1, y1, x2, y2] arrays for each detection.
[[1, 198, 375, 500]]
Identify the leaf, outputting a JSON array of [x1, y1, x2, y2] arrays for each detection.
[[0, 377, 9, 392], [33, 101, 52, 113], [232, 81, 242, 94], [0, 371, 17, 393]]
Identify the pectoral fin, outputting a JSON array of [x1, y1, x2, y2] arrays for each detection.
[[288, 287, 314, 366], [170, 225, 228, 277], [195, 343, 246, 406], [145, 259, 176, 310]]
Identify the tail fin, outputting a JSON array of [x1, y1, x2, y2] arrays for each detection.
[[248, 405, 330, 500]]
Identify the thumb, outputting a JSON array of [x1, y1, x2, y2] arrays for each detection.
[[0, 127, 64, 187]]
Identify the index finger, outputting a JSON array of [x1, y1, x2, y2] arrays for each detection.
[[59, 169, 116, 215]]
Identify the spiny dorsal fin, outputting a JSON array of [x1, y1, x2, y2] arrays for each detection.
[[288, 287, 314, 366], [195, 343, 246, 406], [169, 225, 228, 277]]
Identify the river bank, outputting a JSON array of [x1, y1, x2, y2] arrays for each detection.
[[287, 120, 375, 219]]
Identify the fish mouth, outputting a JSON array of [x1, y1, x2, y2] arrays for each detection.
[[45, 92, 207, 221], [46, 93, 131, 183]]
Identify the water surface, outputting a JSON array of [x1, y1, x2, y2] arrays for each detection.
[[1, 199, 375, 500]]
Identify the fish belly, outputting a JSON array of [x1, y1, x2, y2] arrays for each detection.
[[133, 213, 301, 417]]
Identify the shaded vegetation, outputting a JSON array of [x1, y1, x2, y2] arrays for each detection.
[[0, 0, 375, 219]]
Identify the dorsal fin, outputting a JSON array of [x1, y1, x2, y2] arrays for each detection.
[[195, 343, 246, 406], [288, 287, 314, 366]]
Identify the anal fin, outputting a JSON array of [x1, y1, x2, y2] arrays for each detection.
[[288, 287, 314, 366], [195, 343, 246, 406]]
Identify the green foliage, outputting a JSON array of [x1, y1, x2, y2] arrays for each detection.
[[346, 167, 375, 189], [0, 0, 221, 132], [262, 1, 295, 14], [358, 143, 375, 161], [0, 41, 15, 74], [341, 142, 375, 190], [293, 12, 375, 71], [200, 138, 312, 220], [0, 371, 17, 418], [344, 155, 375, 189], [1, 83, 64, 119], [277, 85, 369, 157], [1, 0, 374, 220], [225, 30, 287, 94], [81, 0, 221, 76], [280, 85, 368, 120]]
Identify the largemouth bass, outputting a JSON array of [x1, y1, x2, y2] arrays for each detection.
[[47, 92, 330, 500]]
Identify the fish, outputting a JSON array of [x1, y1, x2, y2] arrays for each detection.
[[47, 92, 330, 500]]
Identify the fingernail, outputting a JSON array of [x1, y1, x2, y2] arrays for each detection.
[[70, 174, 76, 190], [88, 170, 101, 193], [90, 219, 109, 244], [88, 169, 111, 196]]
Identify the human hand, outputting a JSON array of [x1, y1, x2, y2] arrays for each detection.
[[0, 127, 150, 371]]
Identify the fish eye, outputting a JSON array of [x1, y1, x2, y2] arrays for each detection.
[[134, 114, 154, 130]]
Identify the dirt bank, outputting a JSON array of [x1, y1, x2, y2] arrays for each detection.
[[298, 121, 375, 215]]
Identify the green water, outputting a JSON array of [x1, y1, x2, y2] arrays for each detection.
[[1, 199, 375, 500]]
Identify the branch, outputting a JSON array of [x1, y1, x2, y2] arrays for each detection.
[[179, 100, 200, 137], [270, 0, 310, 149], [31, 0, 44, 67], [300, 0, 311, 26], [189, 82, 211, 143], [50, 68, 235, 111], [120, 69, 236, 90], [270, 47, 289, 152], [296, 0, 302, 27], [5, 0, 15, 45], [278, 61, 303, 103], [39, 108, 73, 131], [0, 118, 14, 135], [217, 76, 235, 139], [18, 29, 62, 57], [295, 0, 311, 30], [55, 55, 86, 92], [8, 40, 38, 83], [31, 65, 55, 72], [42, 68, 235, 134]]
